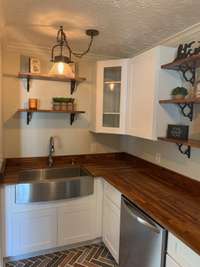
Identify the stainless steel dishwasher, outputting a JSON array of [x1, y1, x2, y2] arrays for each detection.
[[119, 196, 166, 267]]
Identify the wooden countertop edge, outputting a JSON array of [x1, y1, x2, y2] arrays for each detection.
[[100, 174, 200, 256], [0, 159, 6, 179], [1, 152, 200, 255]]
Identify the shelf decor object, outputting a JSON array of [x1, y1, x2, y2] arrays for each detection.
[[52, 97, 75, 111], [28, 98, 38, 110], [18, 109, 85, 125], [167, 125, 189, 140], [18, 72, 86, 94], [30, 57, 41, 74]]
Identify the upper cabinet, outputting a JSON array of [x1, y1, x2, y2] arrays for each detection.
[[93, 46, 182, 140], [126, 46, 181, 140], [94, 59, 129, 134]]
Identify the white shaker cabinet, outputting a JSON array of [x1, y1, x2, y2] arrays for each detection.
[[2, 178, 103, 257], [167, 233, 200, 267], [58, 200, 95, 246], [9, 208, 58, 256], [127, 46, 181, 140], [94, 59, 129, 134], [58, 178, 103, 246], [166, 255, 180, 267], [102, 181, 121, 263]]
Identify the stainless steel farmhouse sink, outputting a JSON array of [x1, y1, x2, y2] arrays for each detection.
[[15, 166, 94, 204]]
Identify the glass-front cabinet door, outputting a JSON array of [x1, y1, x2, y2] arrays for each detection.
[[95, 59, 129, 134]]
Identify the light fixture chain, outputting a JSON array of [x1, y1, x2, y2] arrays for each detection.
[[51, 26, 99, 63]]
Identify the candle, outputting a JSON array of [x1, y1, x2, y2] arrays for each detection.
[[29, 98, 38, 110]]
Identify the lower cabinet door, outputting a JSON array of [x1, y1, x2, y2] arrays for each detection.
[[58, 201, 95, 246], [166, 255, 180, 267], [167, 233, 200, 267], [103, 196, 120, 263], [10, 208, 57, 256]]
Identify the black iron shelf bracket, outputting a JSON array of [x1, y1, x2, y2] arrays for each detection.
[[25, 112, 78, 125], [23, 77, 77, 94], [179, 65, 196, 85], [27, 112, 33, 125], [71, 80, 77, 95], [27, 77, 30, 92], [177, 103, 194, 121], [176, 143, 191, 158], [70, 113, 76, 125], [22, 78, 30, 92]]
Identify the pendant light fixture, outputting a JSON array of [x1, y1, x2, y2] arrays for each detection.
[[49, 26, 99, 77]]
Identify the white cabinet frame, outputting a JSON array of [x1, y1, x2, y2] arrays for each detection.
[[95, 59, 129, 134]]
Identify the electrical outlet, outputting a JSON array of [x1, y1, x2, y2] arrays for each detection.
[[155, 153, 161, 164]]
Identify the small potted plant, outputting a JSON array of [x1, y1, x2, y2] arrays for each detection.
[[171, 87, 188, 99], [66, 98, 75, 111], [52, 97, 75, 111], [52, 97, 62, 111]]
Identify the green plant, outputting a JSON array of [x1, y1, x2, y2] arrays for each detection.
[[171, 87, 188, 96], [53, 97, 75, 103]]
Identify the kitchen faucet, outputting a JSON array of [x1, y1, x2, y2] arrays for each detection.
[[48, 136, 55, 167]]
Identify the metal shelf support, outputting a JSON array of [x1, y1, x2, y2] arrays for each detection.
[[177, 103, 194, 121], [70, 113, 76, 125], [23, 78, 30, 92], [176, 143, 191, 158], [27, 112, 33, 125], [179, 65, 196, 85], [23, 77, 78, 95], [26, 112, 77, 125], [70, 80, 76, 95]]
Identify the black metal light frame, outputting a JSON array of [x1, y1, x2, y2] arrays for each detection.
[[51, 26, 99, 64]]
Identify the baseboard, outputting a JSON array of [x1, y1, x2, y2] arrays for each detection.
[[4, 237, 102, 264]]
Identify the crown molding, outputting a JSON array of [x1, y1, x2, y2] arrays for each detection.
[[160, 22, 200, 46], [4, 41, 117, 61], [131, 22, 200, 58]]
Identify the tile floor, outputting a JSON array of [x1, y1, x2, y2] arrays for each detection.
[[6, 243, 117, 267]]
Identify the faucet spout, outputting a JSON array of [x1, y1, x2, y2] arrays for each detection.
[[48, 136, 55, 167]]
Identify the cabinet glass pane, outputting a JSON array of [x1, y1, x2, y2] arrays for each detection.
[[103, 114, 120, 128], [103, 67, 121, 128], [104, 67, 121, 82]]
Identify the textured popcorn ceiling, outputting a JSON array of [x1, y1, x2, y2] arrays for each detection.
[[2, 0, 200, 57]]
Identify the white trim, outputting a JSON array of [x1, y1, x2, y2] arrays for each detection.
[[4, 41, 118, 61]]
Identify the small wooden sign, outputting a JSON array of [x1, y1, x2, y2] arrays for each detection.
[[167, 125, 189, 140], [30, 57, 41, 74]]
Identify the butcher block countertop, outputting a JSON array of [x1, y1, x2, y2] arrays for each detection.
[[1, 152, 200, 255]]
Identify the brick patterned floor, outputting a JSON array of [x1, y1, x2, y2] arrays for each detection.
[[6, 243, 117, 267]]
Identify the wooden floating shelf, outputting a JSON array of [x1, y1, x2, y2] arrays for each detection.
[[18, 109, 85, 114], [159, 98, 200, 121], [161, 54, 200, 70], [160, 54, 200, 157], [159, 98, 200, 104], [158, 137, 200, 158], [18, 72, 86, 83], [18, 109, 86, 125], [18, 72, 86, 94]]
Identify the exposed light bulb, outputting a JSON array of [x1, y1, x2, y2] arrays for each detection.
[[49, 62, 75, 78], [109, 83, 115, 91], [57, 62, 65, 74]]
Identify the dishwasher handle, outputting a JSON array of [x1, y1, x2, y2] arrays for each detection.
[[122, 197, 161, 234]]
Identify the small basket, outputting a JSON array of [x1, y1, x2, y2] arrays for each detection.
[[52, 102, 61, 111]]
